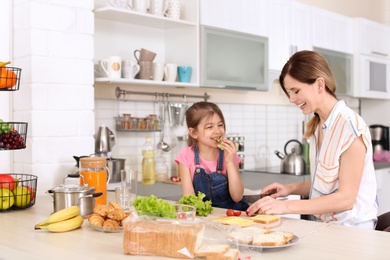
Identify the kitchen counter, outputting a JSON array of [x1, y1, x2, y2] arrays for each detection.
[[1, 194, 390, 259]]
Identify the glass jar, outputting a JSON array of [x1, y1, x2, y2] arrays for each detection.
[[79, 157, 109, 205]]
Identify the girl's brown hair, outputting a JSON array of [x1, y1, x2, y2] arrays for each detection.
[[185, 102, 226, 146], [279, 50, 338, 138]]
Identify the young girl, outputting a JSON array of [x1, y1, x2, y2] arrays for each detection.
[[175, 102, 249, 211]]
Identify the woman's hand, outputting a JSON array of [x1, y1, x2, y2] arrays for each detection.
[[246, 196, 288, 216], [261, 182, 289, 198]]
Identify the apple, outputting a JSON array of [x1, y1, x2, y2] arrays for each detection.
[[0, 174, 15, 191], [0, 188, 15, 210], [13, 186, 31, 208], [24, 185, 35, 201]]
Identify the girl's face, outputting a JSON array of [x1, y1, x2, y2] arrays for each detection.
[[189, 113, 225, 149], [284, 74, 321, 115]]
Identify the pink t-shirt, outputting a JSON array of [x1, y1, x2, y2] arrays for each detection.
[[175, 146, 241, 181]]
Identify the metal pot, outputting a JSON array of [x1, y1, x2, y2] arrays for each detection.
[[106, 158, 126, 183], [275, 139, 306, 175], [46, 175, 102, 216]]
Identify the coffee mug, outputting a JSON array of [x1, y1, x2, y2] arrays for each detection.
[[152, 62, 165, 81], [101, 56, 122, 78], [122, 60, 140, 79], [164, 63, 178, 82], [165, 0, 180, 19], [178, 66, 192, 83], [130, 0, 149, 13], [107, 0, 131, 9], [149, 0, 167, 16], [138, 61, 153, 80], [134, 48, 157, 63]]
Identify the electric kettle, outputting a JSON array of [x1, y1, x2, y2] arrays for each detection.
[[275, 139, 306, 175]]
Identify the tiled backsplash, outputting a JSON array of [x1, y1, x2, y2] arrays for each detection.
[[95, 99, 306, 177]]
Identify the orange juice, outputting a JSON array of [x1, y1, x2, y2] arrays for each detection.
[[80, 157, 108, 205]]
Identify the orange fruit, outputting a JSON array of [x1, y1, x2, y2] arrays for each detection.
[[0, 68, 17, 89]]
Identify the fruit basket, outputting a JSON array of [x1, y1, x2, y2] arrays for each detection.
[[0, 66, 22, 91], [0, 173, 38, 211], [0, 122, 28, 150]]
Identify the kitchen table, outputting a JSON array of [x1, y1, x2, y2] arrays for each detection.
[[1, 193, 389, 260]]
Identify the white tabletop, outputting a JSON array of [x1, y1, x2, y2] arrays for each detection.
[[1, 192, 389, 260]]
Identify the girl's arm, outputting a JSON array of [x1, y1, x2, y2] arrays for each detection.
[[178, 163, 195, 196]]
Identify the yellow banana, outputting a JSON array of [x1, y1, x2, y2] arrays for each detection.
[[34, 206, 80, 228], [0, 61, 11, 67], [35, 215, 84, 233]]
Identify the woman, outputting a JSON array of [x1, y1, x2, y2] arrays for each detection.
[[247, 50, 378, 229], [175, 101, 249, 211]]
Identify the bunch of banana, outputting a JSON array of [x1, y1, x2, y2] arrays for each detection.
[[34, 206, 84, 232], [0, 61, 11, 67]]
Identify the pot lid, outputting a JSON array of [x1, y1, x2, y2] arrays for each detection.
[[50, 184, 95, 193]]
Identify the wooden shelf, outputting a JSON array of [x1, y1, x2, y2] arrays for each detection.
[[95, 77, 199, 88]]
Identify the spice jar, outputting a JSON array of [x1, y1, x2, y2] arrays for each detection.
[[79, 157, 110, 205]]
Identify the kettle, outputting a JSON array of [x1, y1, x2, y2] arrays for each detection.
[[275, 139, 306, 175], [95, 125, 115, 156]]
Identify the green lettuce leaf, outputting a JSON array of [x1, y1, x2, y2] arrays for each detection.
[[178, 191, 213, 216]]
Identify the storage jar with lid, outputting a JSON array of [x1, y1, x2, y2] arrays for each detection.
[[79, 157, 110, 205]]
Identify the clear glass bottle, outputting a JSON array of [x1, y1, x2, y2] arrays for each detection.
[[142, 136, 156, 185], [155, 153, 168, 182]]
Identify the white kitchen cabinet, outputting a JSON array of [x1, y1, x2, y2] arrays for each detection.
[[267, 0, 312, 71], [94, 0, 199, 88], [352, 18, 390, 99], [375, 168, 390, 215], [311, 7, 354, 54], [199, 0, 268, 37]]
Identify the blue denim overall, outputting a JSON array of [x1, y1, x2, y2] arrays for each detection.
[[193, 146, 249, 211]]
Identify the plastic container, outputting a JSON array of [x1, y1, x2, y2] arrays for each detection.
[[155, 153, 168, 182], [142, 136, 156, 185]]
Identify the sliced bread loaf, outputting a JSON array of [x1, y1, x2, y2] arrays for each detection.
[[194, 244, 230, 258], [222, 248, 239, 260], [252, 233, 287, 247]]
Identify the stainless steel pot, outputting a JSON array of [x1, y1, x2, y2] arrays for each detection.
[[275, 139, 306, 175], [46, 175, 102, 216], [106, 158, 126, 183]]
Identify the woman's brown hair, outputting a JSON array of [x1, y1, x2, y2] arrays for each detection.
[[279, 50, 338, 138], [185, 102, 226, 146]]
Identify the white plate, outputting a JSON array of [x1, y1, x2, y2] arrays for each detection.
[[88, 222, 123, 233], [232, 235, 299, 251]]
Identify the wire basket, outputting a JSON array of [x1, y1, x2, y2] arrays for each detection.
[[0, 67, 22, 91], [0, 122, 28, 150], [0, 173, 38, 211]]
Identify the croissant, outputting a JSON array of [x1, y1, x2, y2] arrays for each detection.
[[103, 219, 120, 227], [107, 208, 127, 221], [93, 205, 110, 217], [108, 201, 122, 210], [88, 213, 105, 227]]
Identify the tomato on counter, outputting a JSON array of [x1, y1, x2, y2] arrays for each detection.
[[226, 209, 241, 217]]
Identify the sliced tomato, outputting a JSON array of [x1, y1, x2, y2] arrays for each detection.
[[233, 211, 242, 216], [226, 209, 235, 216]]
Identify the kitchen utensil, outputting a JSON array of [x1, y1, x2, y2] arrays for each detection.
[[275, 139, 306, 175], [46, 174, 102, 216], [106, 157, 126, 183], [95, 125, 115, 156], [168, 102, 188, 126], [157, 101, 171, 151]]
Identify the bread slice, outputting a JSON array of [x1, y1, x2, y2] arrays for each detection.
[[272, 231, 294, 242], [252, 233, 287, 247], [222, 248, 239, 260], [228, 226, 270, 245], [250, 214, 281, 224], [194, 244, 230, 258]]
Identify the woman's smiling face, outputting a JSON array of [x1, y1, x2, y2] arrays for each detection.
[[284, 74, 320, 115]]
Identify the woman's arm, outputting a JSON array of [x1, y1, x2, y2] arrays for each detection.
[[254, 136, 366, 215], [178, 163, 195, 196]]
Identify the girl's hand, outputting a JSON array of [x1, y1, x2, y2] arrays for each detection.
[[220, 139, 237, 163]]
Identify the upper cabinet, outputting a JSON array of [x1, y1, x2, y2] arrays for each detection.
[[311, 7, 354, 54], [199, 0, 268, 37], [94, 0, 200, 88], [267, 0, 312, 71], [352, 18, 390, 99]]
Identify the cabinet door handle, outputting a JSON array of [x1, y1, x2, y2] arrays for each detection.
[[371, 51, 388, 57]]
